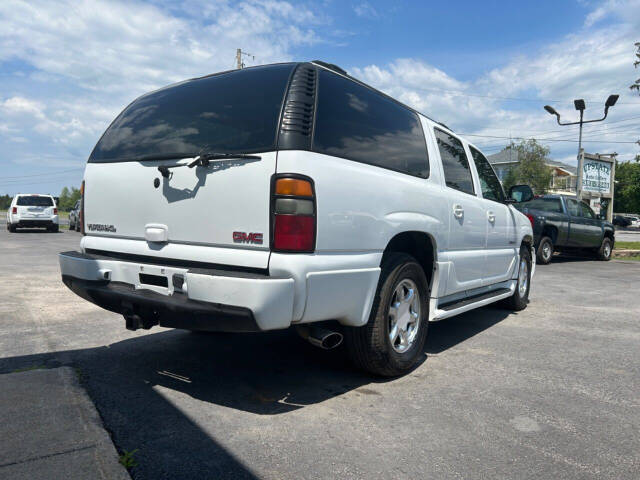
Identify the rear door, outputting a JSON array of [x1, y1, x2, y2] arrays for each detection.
[[565, 198, 588, 246], [83, 64, 296, 268], [433, 128, 486, 294], [84, 153, 276, 248], [578, 202, 604, 247], [469, 146, 517, 285]]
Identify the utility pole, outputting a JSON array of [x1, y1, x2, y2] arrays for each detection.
[[235, 48, 255, 69], [236, 48, 242, 69], [576, 107, 584, 200]]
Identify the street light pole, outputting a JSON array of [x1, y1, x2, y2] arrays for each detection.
[[577, 106, 584, 200], [543, 94, 618, 202]]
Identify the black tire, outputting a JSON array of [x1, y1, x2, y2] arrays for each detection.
[[536, 236, 554, 265], [69, 219, 75, 230], [344, 253, 429, 377], [596, 237, 613, 261], [501, 244, 531, 311], [8, 224, 16, 233], [48, 224, 59, 233], [76, 221, 81, 232]]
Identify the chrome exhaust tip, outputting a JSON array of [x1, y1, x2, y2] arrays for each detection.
[[296, 325, 343, 350]]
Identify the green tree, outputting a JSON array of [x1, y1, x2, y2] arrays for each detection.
[[631, 41, 640, 95], [507, 140, 553, 194], [58, 186, 70, 210], [0, 194, 12, 210], [630, 42, 640, 162], [502, 166, 519, 192], [57, 186, 81, 211], [614, 159, 640, 214], [68, 187, 81, 208]]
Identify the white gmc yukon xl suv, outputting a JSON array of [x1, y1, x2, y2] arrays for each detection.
[[59, 61, 534, 376]]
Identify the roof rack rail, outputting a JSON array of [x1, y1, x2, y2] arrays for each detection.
[[312, 60, 347, 76], [437, 121, 452, 131]]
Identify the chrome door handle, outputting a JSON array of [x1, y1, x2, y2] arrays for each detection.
[[453, 204, 464, 219], [487, 211, 496, 223]]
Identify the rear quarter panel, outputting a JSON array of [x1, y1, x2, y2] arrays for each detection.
[[275, 149, 448, 258]]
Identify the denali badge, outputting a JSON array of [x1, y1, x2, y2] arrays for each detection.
[[233, 231, 263, 244], [87, 223, 117, 233]]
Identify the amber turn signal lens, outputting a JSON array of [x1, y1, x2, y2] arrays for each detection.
[[275, 178, 313, 197]]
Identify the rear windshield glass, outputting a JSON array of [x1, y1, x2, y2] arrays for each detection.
[[520, 197, 563, 213], [89, 64, 295, 162], [16, 196, 54, 207]]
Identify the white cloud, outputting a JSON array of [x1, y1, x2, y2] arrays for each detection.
[[584, 0, 640, 27], [353, 2, 378, 19], [349, 1, 640, 164], [1, 96, 45, 118], [0, 0, 322, 95], [0, 0, 325, 174], [0, 0, 638, 189]]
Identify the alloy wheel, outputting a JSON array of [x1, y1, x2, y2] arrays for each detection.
[[388, 279, 421, 353]]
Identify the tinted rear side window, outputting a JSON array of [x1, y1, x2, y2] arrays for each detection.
[[470, 146, 504, 202], [89, 64, 295, 162], [16, 196, 54, 206], [434, 128, 475, 195], [313, 70, 429, 178], [521, 197, 563, 213]]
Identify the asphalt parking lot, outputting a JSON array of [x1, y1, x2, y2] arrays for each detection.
[[1, 225, 639, 480]]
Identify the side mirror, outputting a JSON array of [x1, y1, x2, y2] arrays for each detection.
[[507, 184, 534, 203]]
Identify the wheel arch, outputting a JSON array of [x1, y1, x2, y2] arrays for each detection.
[[382, 231, 437, 293], [521, 234, 533, 249], [520, 234, 535, 276], [541, 224, 558, 244], [604, 228, 614, 241]]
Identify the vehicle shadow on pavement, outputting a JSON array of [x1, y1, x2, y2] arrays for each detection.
[[0, 328, 387, 478], [548, 255, 598, 263], [425, 306, 512, 354], [0, 308, 511, 479], [7, 229, 62, 234]]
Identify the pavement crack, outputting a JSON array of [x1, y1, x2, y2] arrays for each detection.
[[0, 443, 98, 469]]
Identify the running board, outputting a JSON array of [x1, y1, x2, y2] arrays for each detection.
[[430, 282, 516, 321]]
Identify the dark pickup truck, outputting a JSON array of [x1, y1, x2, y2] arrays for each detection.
[[515, 194, 615, 264]]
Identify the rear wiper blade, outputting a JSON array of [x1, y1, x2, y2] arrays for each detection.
[[157, 153, 262, 178], [187, 152, 262, 168]]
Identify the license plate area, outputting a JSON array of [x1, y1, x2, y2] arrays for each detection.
[[139, 273, 168, 288]]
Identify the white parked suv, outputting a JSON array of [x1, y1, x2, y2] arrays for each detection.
[[59, 61, 534, 376], [7, 194, 59, 232]]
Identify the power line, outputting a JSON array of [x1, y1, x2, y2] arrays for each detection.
[[458, 115, 640, 144], [0, 167, 83, 180], [441, 115, 640, 148], [525, 120, 640, 141], [460, 133, 639, 144], [412, 86, 640, 105], [454, 114, 640, 140], [0, 171, 84, 185], [0, 179, 76, 188]]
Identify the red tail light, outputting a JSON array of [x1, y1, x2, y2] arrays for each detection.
[[53, 208, 58, 215], [12, 206, 17, 214], [526, 213, 535, 228], [80, 180, 85, 235], [274, 215, 314, 251], [272, 175, 315, 252]]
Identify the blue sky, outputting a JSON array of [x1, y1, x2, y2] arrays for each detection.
[[1, 0, 639, 196]]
